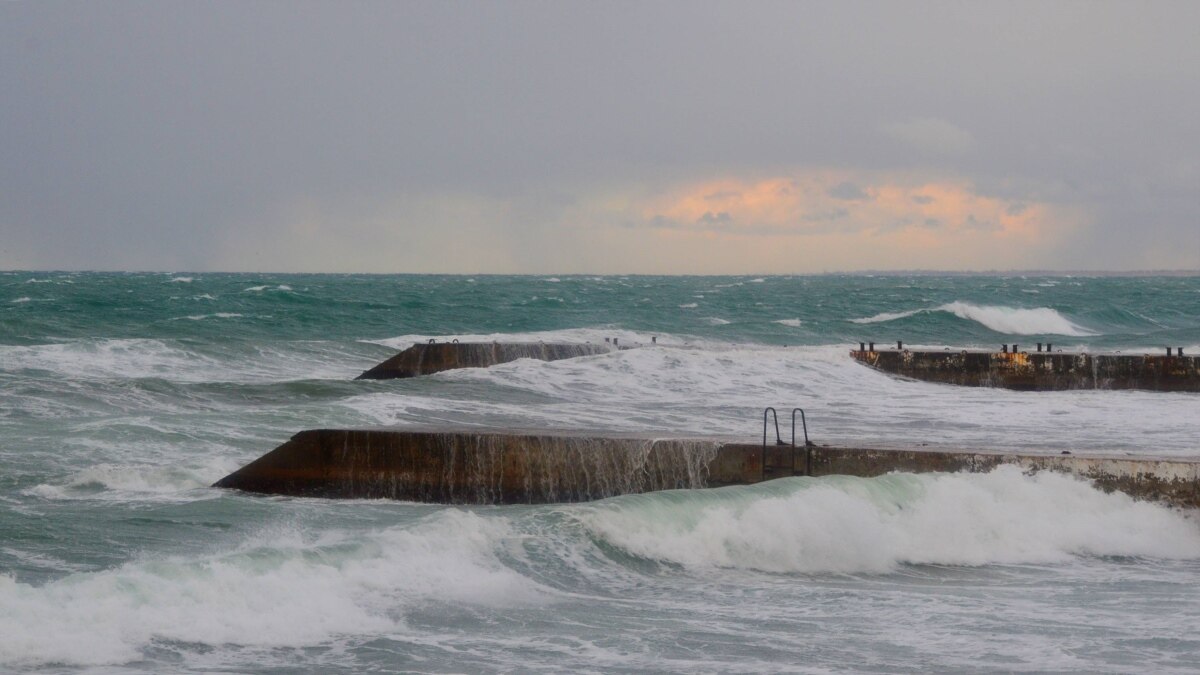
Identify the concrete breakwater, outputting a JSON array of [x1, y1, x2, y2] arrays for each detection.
[[214, 428, 1200, 508], [357, 341, 617, 380], [850, 346, 1200, 391]]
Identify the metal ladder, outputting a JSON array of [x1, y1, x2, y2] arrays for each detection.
[[761, 407, 813, 481]]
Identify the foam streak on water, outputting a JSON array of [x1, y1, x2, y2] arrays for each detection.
[[1, 272, 1199, 672]]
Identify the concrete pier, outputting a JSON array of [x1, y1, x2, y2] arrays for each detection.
[[850, 347, 1200, 392], [214, 427, 1200, 508], [357, 341, 616, 380]]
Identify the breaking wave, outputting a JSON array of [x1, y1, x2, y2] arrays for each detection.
[[850, 302, 1095, 336], [581, 467, 1200, 574], [0, 511, 544, 667]]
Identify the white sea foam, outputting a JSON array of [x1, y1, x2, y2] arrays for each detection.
[[10, 297, 32, 304], [583, 467, 1200, 574], [365, 327, 677, 351], [243, 284, 292, 292], [0, 338, 355, 383], [704, 317, 731, 326], [0, 339, 222, 381], [170, 313, 244, 321], [375, 341, 1200, 455], [850, 301, 1095, 336], [679, 303, 698, 309], [0, 511, 544, 667], [748, 278, 765, 283], [774, 318, 803, 327], [168, 276, 194, 283], [0, 548, 89, 574], [850, 308, 923, 324], [25, 460, 237, 500]]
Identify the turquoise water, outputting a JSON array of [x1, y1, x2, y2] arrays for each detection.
[[2, 272, 1199, 672]]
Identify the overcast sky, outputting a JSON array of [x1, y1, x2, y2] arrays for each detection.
[[2, 1, 1198, 273]]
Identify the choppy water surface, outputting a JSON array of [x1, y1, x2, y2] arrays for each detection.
[[2, 272, 1199, 672]]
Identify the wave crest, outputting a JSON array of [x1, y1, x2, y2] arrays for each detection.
[[582, 467, 1200, 574], [0, 510, 542, 667], [850, 302, 1094, 336], [939, 301, 1095, 336]]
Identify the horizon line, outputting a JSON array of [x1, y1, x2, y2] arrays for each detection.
[[3, 268, 1200, 278]]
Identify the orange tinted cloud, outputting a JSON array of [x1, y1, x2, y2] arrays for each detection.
[[610, 171, 1087, 271], [643, 173, 1060, 241]]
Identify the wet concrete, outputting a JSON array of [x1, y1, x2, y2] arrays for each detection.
[[850, 347, 1200, 391], [357, 342, 616, 380], [214, 427, 1200, 508]]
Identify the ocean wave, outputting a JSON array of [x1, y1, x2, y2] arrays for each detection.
[[0, 338, 357, 383], [679, 303, 698, 309], [0, 339, 223, 381], [774, 319, 803, 327], [24, 461, 237, 500], [581, 467, 1200, 574], [243, 284, 293, 292], [850, 308, 924, 324], [169, 313, 244, 321], [0, 510, 544, 667], [850, 302, 1095, 336], [10, 297, 32, 304], [168, 276, 194, 283], [939, 301, 1095, 336]]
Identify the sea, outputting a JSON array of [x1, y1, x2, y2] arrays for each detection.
[[2, 271, 1199, 673]]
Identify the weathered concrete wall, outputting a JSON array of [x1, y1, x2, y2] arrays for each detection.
[[357, 342, 615, 380], [850, 348, 1200, 391], [215, 428, 1200, 508], [213, 429, 758, 503]]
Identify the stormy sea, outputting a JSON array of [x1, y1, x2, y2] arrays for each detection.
[[2, 272, 1199, 673]]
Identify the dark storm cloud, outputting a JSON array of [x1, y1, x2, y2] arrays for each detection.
[[1, 1, 1198, 271]]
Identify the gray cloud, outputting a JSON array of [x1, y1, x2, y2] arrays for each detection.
[[881, 118, 977, 156], [697, 211, 733, 225], [828, 182, 870, 201], [803, 208, 851, 222], [1, 1, 1198, 271]]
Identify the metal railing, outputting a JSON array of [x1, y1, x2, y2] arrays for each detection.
[[761, 407, 814, 481]]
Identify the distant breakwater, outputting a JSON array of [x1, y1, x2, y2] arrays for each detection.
[[850, 344, 1200, 392], [357, 341, 622, 379]]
